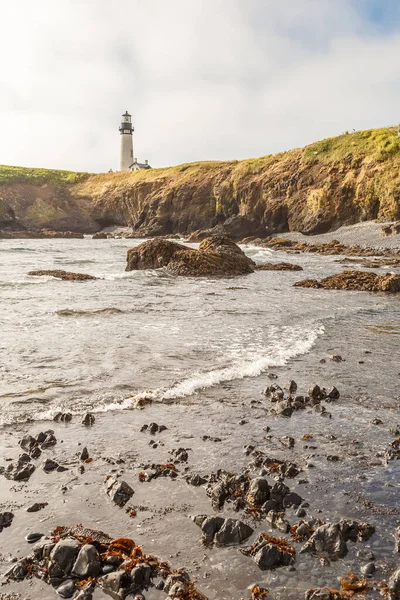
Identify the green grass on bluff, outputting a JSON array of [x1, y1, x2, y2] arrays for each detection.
[[303, 127, 400, 163], [0, 165, 90, 185], [1, 126, 400, 189]]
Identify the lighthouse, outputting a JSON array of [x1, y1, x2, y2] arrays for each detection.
[[119, 110, 134, 171], [118, 110, 152, 172]]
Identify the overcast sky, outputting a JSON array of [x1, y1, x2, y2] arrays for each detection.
[[1, 0, 400, 172]]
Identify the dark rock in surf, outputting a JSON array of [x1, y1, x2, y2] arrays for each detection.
[[255, 262, 303, 271], [126, 236, 255, 277], [82, 413, 95, 427], [28, 270, 98, 281], [294, 270, 400, 293]]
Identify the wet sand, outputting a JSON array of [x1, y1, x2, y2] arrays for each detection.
[[1, 323, 399, 600]]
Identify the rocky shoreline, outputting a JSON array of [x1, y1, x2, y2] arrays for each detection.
[[1, 344, 399, 600], [0, 228, 399, 599]]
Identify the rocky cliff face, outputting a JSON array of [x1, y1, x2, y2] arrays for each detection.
[[1, 126, 400, 237]]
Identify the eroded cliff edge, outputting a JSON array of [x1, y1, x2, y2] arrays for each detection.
[[1, 127, 400, 238]]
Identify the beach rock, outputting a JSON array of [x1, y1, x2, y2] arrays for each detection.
[[26, 532, 45, 544], [388, 567, 400, 595], [40, 431, 57, 448], [246, 477, 271, 507], [305, 589, 342, 599], [0, 511, 14, 532], [194, 516, 225, 544], [361, 562, 375, 576], [214, 518, 254, 546], [255, 262, 303, 271], [30, 445, 42, 459], [130, 563, 152, 590], [283, 491, 303, 508], [80, 447, 89, 461], [43, 458, 68, 473], [72, 544, 101, 578], [5, 558, 30, 580], [243, 534, 295, 570], [20, 434, 37, 452], [294, 270, 400, 293], [300, 523, 347, 558], [170, 447, 189, 462], [327, 386, 340, 400], [186, 474, 207, 486], [4, 457, 36, 481], [280, 436, 295, 449], [105, 476, 134, 506], [82, 413, 95, 426], [308, 384, 324, 401], [285, 380, 298, 393], [56, 579, 77, 598], [32, 537, 55, 559], [266, 511, 290, 533], [99, 570, 133, 599], [50, 538, 81, 576], [330, 355, 343, 362], [164, 571, 191, 596], [126, 236, 255, 277], [194, 515, 253, 546], [93, 232, 108, 239], [26, 502, 48, 512], [142, 422, 167, 435], [339, 519, 375, 542], [54, 412, 73, 423], [28, 270, 98, 281]]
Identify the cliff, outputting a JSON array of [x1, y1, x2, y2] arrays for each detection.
[[1, 126, 400, 238]]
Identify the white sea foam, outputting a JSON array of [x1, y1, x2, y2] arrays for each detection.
[[94, 322, 324, 413], [0, 322, 323, 426]]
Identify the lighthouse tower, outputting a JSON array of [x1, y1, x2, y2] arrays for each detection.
[[119, 110, 134, 171]]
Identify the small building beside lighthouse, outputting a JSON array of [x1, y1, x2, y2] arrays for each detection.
[[119, 111, 151, 172]]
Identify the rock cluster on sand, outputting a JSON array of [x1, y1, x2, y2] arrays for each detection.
[[294, 270, 400, 292], [264, 381, 339, 418], [0, 430, 58, 481], [125, 236, 255, 277], [28, 270, 98, 281], [5, 525, 207, 599]]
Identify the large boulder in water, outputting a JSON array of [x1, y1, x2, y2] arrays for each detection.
[[125, 236, 255, 277]]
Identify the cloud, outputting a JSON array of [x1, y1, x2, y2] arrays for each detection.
[[0, 0, 399, 172]]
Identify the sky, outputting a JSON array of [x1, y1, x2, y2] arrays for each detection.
[[0, 0, 400, 173]]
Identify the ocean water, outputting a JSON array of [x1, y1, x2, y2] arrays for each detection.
[[1, 238, 400, 600], [0, 238, 399, 424]]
